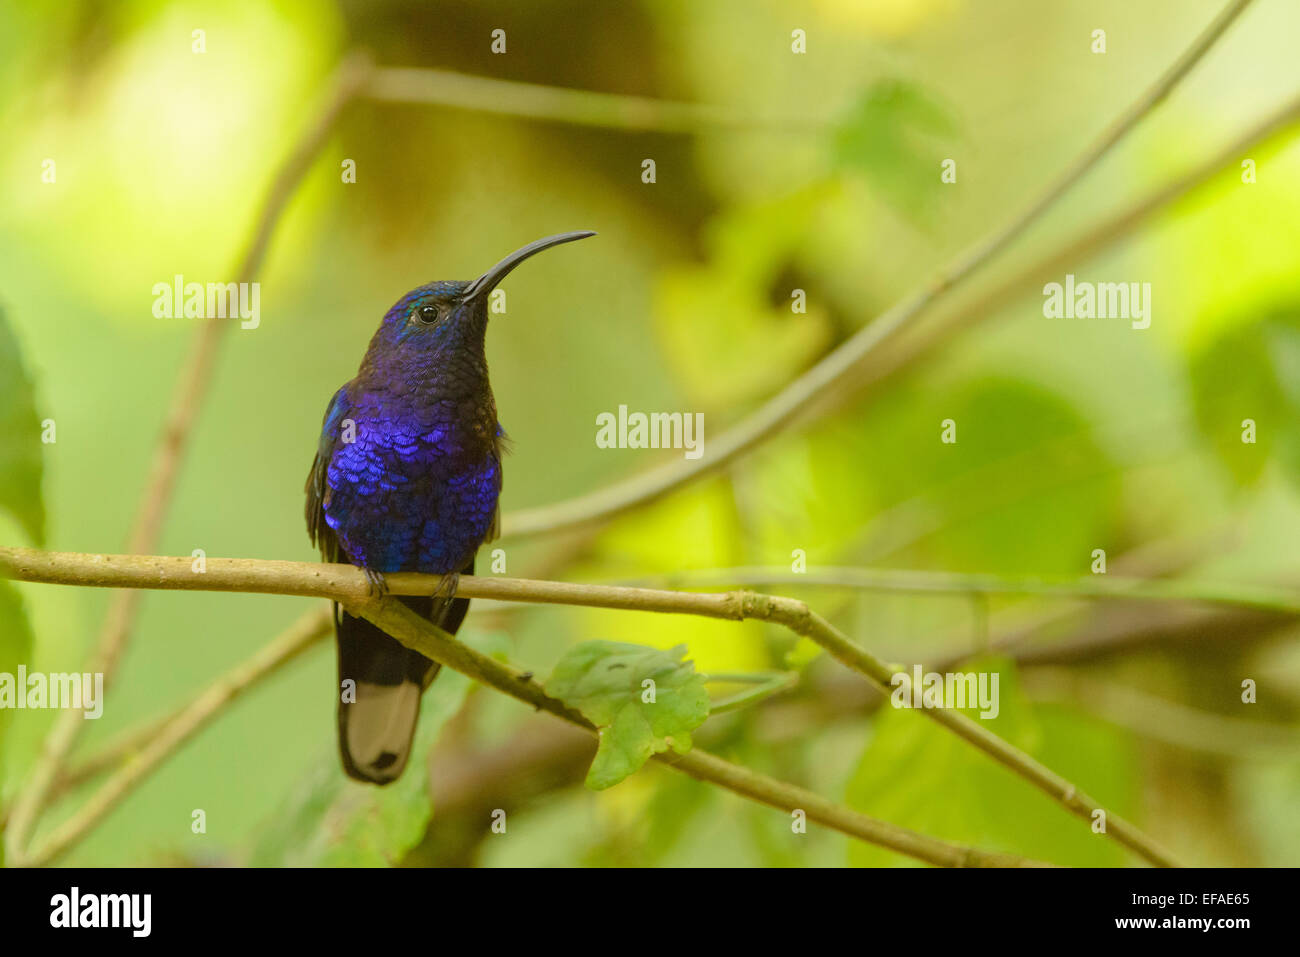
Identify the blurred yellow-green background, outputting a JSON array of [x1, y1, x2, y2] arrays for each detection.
[[2, 0, 1300, 866]]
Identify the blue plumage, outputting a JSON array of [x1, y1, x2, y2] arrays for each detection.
[[305, 232, 594, 785]]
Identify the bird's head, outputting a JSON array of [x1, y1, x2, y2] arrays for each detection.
[[376, 231, 596, 357]]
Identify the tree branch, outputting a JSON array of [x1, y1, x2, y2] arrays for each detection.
[[613, 566, 1300, 615], [1024, 668, 1300, 762], [366, 66, 825, 133], [1, 547, 1175, 866], [500, 0, 1262, 541]]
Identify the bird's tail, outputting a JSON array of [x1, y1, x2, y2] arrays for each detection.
[[334, 562, 472, 785]]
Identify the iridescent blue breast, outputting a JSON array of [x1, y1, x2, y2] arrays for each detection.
[[322, 397, 502, 575]]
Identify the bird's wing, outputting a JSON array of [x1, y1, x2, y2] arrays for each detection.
[[305, 384, 351, 563], [486, 423, 508, 542]]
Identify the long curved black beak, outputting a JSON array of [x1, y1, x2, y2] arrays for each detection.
[[461, 231, 596, 301]]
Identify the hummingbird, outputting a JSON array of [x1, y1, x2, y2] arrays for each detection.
[[305, 231, 595, 784]]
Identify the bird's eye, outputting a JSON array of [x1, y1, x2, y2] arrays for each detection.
[[416, 304, 441, 325]]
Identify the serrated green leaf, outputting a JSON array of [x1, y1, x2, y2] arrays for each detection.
[[0, 306, 45, 545], [545, 641, 710, 790]]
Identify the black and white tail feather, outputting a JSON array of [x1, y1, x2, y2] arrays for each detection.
[[332, 566, 470, 784]]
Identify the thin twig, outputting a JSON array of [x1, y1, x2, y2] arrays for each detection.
[[706, 671, 800, 715], [2, 52, 374, 865], [13, 548, 1296, 614], [50, 607, 331, 806], [613, 565, 1300, 615], [985, 604, 1295, 671], [20, 609, 330, 867], [49, 714, 173, 799], [366, 66, 826, 133], [501, 0, 1260, 541], [0, 547, 1176, 866], [1024, 668, 1300, 762]]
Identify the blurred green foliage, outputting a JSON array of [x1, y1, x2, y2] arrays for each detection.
[[0, 306, 43, 545], [847, 658, 1133, 867], [1191, 302, 1300, 488], [834, 79, 958, 221], [0, 306, 40, 850]]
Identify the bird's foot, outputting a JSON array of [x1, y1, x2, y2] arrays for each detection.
[[433, 571, 460, 604], [363, 568, 389, 598]]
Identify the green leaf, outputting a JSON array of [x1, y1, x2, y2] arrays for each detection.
[[0, 305, 45, 545], [545, 641, 710, 790], [1189, 303, 1300, 488], [833, 79, 958, 222]]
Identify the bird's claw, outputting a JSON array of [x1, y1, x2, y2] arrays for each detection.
[[428, 571, 459, 615], [434, 572, 459, 602], [364, 568, 389, 598]]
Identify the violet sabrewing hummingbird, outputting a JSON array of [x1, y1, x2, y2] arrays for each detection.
[[305, 231, 595, 784]]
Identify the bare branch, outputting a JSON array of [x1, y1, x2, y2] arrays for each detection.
[[1, 547, 1177, 865], [1024, 669, 1300, 762], [367, 67, 825, 133], [610, 565, 1300, 615]]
